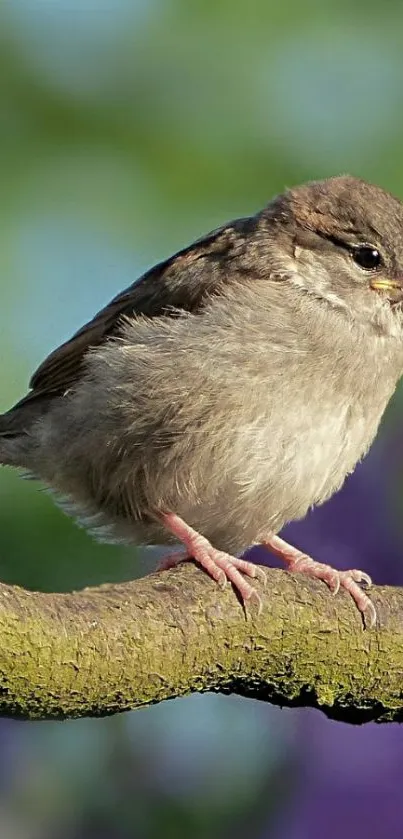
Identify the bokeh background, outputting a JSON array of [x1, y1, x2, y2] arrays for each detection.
[[1, 1, 403, 837]]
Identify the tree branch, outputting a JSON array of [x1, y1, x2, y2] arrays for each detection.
[[0, 563, 401, 723]]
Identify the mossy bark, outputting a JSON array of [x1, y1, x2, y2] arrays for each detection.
[[0, 563, 402, 723]]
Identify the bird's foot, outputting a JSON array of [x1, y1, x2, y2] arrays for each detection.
[[159, 513, 266, 613], [263, 533, 376, 628]]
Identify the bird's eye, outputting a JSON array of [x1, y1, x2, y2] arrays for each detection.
[[352, 245, 382, 271]]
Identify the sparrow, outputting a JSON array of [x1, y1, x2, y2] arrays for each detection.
[[1, 175, 403, 628]]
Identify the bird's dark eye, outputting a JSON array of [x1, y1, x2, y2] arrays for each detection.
[[352, 245, 382, 271]]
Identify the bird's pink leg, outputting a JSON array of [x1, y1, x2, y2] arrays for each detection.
[[158, 513, 266, 612], [262, 533, 376, 627]]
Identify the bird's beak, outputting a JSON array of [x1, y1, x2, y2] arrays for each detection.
[[370, 278, 403, 304]]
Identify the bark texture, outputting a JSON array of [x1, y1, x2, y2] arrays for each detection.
[[0, 563, 401, 723]]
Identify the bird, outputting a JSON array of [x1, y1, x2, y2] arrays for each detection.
[[1, 174, 403, 628]]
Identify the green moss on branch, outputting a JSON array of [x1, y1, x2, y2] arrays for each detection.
[[0, 564, 401, 723]]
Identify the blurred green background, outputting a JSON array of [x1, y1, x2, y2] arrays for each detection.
[[1, 2, 403, 838]]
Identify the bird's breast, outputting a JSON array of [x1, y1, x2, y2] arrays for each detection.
[[241, 355, 399, 541]]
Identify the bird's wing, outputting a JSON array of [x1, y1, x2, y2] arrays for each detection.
[[23, 219, 250, 404]]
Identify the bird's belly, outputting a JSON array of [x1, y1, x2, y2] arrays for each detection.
[[49, 383, 392, 556], [182, 394, 387, 554], [115, 398, 383, 556], [252, 399, 384, 540]]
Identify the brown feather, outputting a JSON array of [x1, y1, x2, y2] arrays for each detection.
[[27, 219, 251, 402]]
